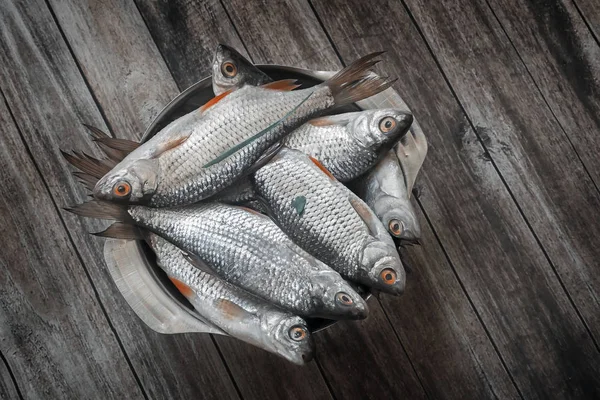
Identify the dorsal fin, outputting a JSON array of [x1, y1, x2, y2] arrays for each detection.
[[309, 156, 336, 180], [261, 79, 300, 91], [169, 277, 194, 298], [200, 90, 232, 113]]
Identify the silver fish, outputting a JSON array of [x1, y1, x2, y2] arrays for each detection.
[[70, 201, 368, 319], [252, 148, 406, 294], [212, 44, 272, 96], [355, 151, 421, 243], [93, 53, 393, 207], [283, 109, 413, 181], [147, 233, 314, 364]]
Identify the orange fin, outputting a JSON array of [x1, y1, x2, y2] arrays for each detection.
[[200, 90, 232, 113], [308, 117, 336, 127], [309, 156, 336, 180], [239, 206, 262, 216], [151, 135, 190, 158], [261, 79, 300, 91], [170, 277, 194, 298], [216, 299, 251, 321]]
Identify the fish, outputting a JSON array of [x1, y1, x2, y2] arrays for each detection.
[[147, 232, 314, 364], [354, 150, 421, 244], [283, 109, 413, 182], [251, 147, 406, 294], [212, 44, 272, 96], [91, 53, 394, 207], [68, 201, 368, 320]]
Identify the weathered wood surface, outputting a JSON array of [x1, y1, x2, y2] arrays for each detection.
[[0, 352, 21, 400], [1, 0, 600, 399], [311, 0, 600, 398]]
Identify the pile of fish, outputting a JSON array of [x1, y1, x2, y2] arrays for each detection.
[[62, 45, 426, 365]]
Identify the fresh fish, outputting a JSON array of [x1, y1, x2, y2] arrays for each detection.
[[251, 148, 406, 294], [283, 109, 413, 182], [147, 233, 314, 364], [212, 44, 272, 96], [69, 201, 368, 319], [91, 53, 393, 207], [354, 151, 421, 244]]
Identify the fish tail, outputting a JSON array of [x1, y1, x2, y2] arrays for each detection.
[[65, 199, 142, 240], [82, 124, 137, 162], [325, 52, 396, 106], [61, 150, 114, 179]]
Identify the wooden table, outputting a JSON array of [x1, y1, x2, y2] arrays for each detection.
[[1, 0, 600, 399]]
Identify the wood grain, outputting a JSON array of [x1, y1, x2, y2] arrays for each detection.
[[135, 0, 248, 89], [0, 1, 240, 399], [310, 0, 600, 398], [574, 0, 600, 41], [0, 91, 144, 398], [487, 0, 600, 192], [404, 0, 600, 353], [0, 353, 21, 400]]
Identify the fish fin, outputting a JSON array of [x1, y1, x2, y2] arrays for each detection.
[[93, 136, 141, 153], [182, 253, 221, 277], [169, 277, 194, 298], [82, 124, 131, 162], [238, 205, 262, 216], [308, 156, 336, 180], [243, 142, 284, 176], [348, 195, 388, 240], [200, 90, 232, 113], [93, 222, 143, 240], [215, 299, 253, 321], [65, 200, 132, 222], [61, 150, 112, 179], [261, 79, 300, 91], [203, 92, 313, 168], [150, 134, 190, 158], [73, 171, 98, 191], [308, 117, 337, 127], [325, 52, 395, 106]]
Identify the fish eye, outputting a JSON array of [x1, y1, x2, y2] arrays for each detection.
[[336, 292, 354, 306], [379, 117, 397, 133], [380, 268, 397, 285], [388, 219, 404, 236], [112, 181, 131, 197], [221, 61, 237, 78], [288, 325, 308, 341]]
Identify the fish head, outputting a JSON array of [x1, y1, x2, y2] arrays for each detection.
[[310, 270, 369, 320], [377, 197, 422, 243], [212, 44, 271, 95], [264, 314, 314, 365], [93, 159, 158, 203], [348, 109, 413, 154], [358, 238, 406, 295]]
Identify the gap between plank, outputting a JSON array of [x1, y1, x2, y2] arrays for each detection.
[[217, 0, 255, 64], [0, 348, 24, 400], [571, 0, 600, 47], [0, 89, 148, 400], [484, 0, 600, 198], [398, 0, 600, 356], [304, 0, 514, 396]]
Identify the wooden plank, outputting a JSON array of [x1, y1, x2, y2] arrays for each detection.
[[403, 0, 600, 352], [574, 0, 600, 40], [0, 92, 144, 398], [309, 0, 600, 398], [0, 1, 240, 399], [0, 353, 21, 400], [487, 0, 600, 193], [134, 0, 247, 89]]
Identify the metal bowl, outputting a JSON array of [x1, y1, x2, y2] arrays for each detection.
[[103, 65, 426, 335]]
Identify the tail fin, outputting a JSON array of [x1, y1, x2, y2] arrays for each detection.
[[65, 200, 141, 240], [61, 150, 115, 178], [325, 52, 395, 106]]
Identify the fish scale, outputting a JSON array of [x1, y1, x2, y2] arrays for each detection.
[[125, 202, 367, 318], [252, 148, 406, 294], [148, 233, 314, 365]]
